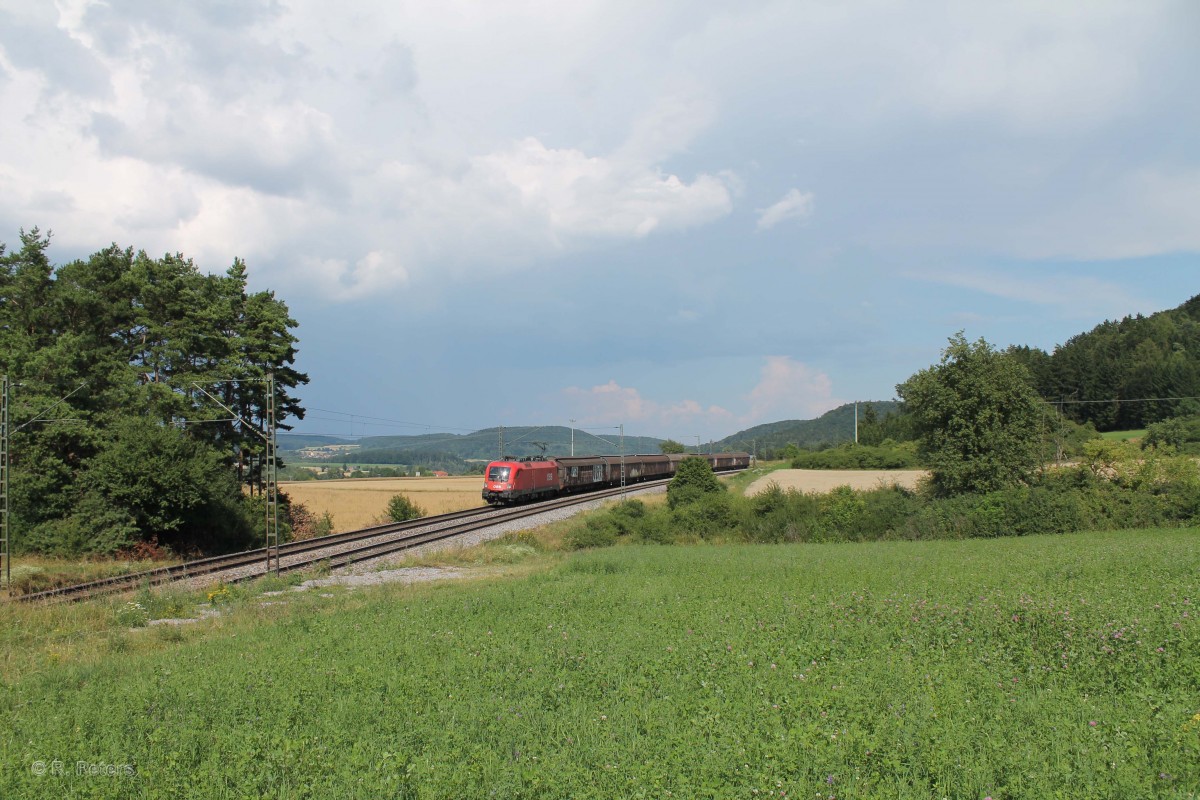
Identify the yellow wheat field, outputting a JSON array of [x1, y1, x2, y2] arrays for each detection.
[[280, 476, 487, 532], [745, 469, 928, 496]]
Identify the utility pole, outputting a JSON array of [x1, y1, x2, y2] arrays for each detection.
[[569, 419, 576, 457], [854, 401, 859, 445], [265, 373, 278, 574], [1, 376, 8, 590], [192, 376, 279, 575], [619, 423, 626, 500], [499, 425, 504, 460], [694, 435, 700, 454]]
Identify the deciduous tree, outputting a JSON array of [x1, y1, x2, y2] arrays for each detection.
[[897, 333, 1043, 496]]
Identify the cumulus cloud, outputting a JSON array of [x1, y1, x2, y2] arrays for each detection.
[[756, 189, 814, 231], [562, 356, 839, 439], [468, 138, 732, 243], [744, 356, 839, 422], [562, 380, 733, 435], [0, 0, 1195, 299], [0, 1, 737, 297]]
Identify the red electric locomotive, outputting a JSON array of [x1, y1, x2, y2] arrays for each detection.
[[481, 457, 561, 505], [481, 452, 752, 506]]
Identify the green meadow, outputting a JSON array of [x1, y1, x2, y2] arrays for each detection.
[[2, 529, 1199, 799]]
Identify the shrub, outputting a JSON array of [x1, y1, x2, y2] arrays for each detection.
[[750, 482, 787, 517], [668, 458, 725, 509], [670, 492, 737, 539], [565, 521, 618, 550], [791, 442, 920, 470], [386, 494, 425, 522]]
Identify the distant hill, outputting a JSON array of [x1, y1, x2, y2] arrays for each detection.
[[716, 401, 902, 454], [282, 425, 665, 462], [277, 433, 354, 450]]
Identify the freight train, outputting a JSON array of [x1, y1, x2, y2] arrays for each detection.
[[481, 452, 751, 506]]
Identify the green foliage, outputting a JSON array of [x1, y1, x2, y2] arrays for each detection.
[[565, 519, 620, 549], [1143, 413, 1200, 453], [1144, 417, 1187, 450], [667, 456, 725, 509], [80, 418, 254, 553], [670, 492, 738, 539], [1043, 416, 1101, 461], [1031, 294, 1200, 430], [791, 441, 920, 470], [717, 400, 905, 455], [572, 448, 1200, 550], [658, 438, 686, 454], [113, 600, 150, 628], [855, 402, 916, 446], [287, 501, 335, 540], [386, 494, 426, 522], [898, 333, 1044, 496], [0, 230, 307, 556]]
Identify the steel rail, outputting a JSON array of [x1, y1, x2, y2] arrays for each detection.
[[15, 506, 496, 604], [16, 468, 743, 604]]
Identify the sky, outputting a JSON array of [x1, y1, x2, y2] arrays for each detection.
[[1, 1, 1198, 443]]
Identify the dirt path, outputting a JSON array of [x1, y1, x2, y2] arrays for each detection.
[[745, 469, 928, 495]]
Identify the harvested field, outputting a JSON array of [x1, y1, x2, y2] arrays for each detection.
[[280, 476, 486, 531], [746, 468, 927, 495]]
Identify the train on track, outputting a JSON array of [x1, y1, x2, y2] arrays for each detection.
[[482, 452, 751, 506]]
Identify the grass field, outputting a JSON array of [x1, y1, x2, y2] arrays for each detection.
[[2, 528, 1197, 798], [281, 476, 486, 530], [1101, 429, 1148, 441]]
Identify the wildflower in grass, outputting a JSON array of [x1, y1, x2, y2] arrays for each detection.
[[1089, 720, 1098, 727]]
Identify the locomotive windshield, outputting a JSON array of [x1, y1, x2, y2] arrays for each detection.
[[487, 466, 511, 482]]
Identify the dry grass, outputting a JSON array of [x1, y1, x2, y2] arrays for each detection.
[[4, 554, 182, 597], [745, 468, 928, 495], [281, 476, 487, 531]]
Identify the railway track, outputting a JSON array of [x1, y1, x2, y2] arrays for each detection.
[[15, 477, 689, 604]]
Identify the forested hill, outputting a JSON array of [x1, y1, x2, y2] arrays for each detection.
[[1010, 293, 1200, 430], [284, 426, 666, 461], [716, 401, 902, 454], [1, 229, 306, 556]]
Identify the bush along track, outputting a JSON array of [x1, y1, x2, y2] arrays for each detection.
[[564, 446, 1200, 549]]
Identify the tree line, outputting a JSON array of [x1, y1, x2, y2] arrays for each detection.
[[1, 228, 307, 556], [1007, 294, 1200, 430], [767, 293, 1200, 464]]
